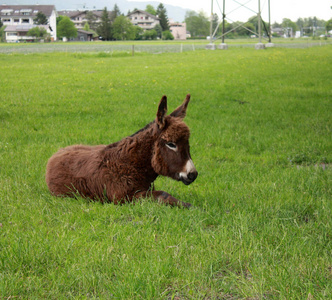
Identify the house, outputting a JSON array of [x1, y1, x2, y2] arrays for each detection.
[[0, 5, 57, 42], [127, 9, 160, 31], [4, 24, 51, 42], [70, 29, 95, 41], [57, 10, 112, 30], [170, 22, 187, 40], [271, 27, 285, 38]]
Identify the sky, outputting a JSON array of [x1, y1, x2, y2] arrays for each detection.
[[133, 0, 332, 23]]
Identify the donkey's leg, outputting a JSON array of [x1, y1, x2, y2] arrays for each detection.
[[134, 191, 192, 208]]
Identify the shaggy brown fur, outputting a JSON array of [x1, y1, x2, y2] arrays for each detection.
[[45, 95, 198, 208]]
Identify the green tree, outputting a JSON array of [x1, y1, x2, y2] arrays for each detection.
[[56, 15, 64, 27], [86, 11, 98, 30], [0, 21, 5, 42], [282, 18, 297, 37], [156, 3, 169, 31], [34, 12, 48, 25], [111, 4, 121, 22], [83, 22, 90, 31], [143, 29, 158, 40], [162, 30, 174, 40], [326, 18, 332, 31], [133, 26, 144, 40], [185, 10, 209, 37], [57, 16, 77, 39], [27, 26, 48, 40], [145, 5, 156, 15], [112, 15, 135, 40], [154, 23, 162, 38], [97, 7, 112, 40]]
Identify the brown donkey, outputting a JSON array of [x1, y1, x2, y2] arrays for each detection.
[[46, 95, 198, 208]]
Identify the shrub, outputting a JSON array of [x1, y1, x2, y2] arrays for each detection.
[[162, 30, 174, 40]]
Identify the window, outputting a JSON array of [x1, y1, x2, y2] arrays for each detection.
[[22, 19, 30, 23], [7, 32, 17, 36], [3, 18, 10, 22], [1, 9, 13, 15], [145, 16, 148, 20], [14, 19, 19, 23]]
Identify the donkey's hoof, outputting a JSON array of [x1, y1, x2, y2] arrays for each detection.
[[181, 202, 192, 209]]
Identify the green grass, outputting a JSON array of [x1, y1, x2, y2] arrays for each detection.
[[0, 45, 331, 299]]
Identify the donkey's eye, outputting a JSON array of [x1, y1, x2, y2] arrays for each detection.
[[166, 142, 177, 150]]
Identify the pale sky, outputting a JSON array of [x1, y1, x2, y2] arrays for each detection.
[[133, 0, 332, 22]]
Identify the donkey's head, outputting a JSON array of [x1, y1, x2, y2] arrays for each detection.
[[151, 95, 198, 185]]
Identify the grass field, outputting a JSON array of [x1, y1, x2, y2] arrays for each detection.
[[0, 44, 331, 299]]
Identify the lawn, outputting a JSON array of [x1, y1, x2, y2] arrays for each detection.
[[0, 45, 331, 299]]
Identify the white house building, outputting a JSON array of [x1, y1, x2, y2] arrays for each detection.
[[0, 5, 57, 42], [170, 22, 187, 40], [127, 9, 160, 31], [57, 10, 112, 30]]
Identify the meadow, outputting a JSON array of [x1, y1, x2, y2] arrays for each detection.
[[0, 44, 331, 299]]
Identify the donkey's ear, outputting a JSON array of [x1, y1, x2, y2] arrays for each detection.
[[170, 94, 190, 119], [156, 95, 168, 129]]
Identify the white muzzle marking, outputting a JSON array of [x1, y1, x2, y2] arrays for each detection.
[[179, 159, 196, 179]]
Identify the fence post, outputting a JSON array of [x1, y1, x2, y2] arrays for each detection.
[[132, 45, 135, 56]]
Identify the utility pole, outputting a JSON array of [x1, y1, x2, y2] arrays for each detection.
[[206, 0, 216, 49], [255, 0, 265, 49], [210, 0, 213, 43], [268, 0, 271, 43], [222, 0, 225, 43], [218, 0, 228, 49], [266, 0, 274, 47], [258, 0, 262, 43]]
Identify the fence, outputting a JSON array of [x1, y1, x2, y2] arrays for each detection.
[[0, 40, 331, 54]]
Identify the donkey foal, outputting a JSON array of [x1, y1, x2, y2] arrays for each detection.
[[46, 95, 198, 208]]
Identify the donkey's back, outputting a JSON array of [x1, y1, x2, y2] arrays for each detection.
[[46, 144, 108, 199]]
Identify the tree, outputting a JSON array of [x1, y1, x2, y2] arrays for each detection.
[[185, 10, 209, 37], [162, 30, 174, 40], [143, 29, 158, 40], [112, 15, 135, 40], [0, 21, 5, 42], [97, 7, 112, 40], [56, 15, 64, 27], [57, 16, 77, 39], [326, 18, 332, 32], [111, 4, 121, 22], [83, 22, 90, 31], [34, 12, 48, 25], [133, 26, 144, 40], [27, 26, 48, 40], [156, 3, 169, 31], [145, 5, 156, 16], [281, 18, 297, 37], [154, 24, 162, 38], [86, 11, 98, 30]]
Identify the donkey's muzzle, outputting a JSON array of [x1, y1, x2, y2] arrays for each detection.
[[180, 171, 198, 185]]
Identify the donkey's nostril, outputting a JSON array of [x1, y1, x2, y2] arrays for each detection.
[[188, 172, 198, 182]]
